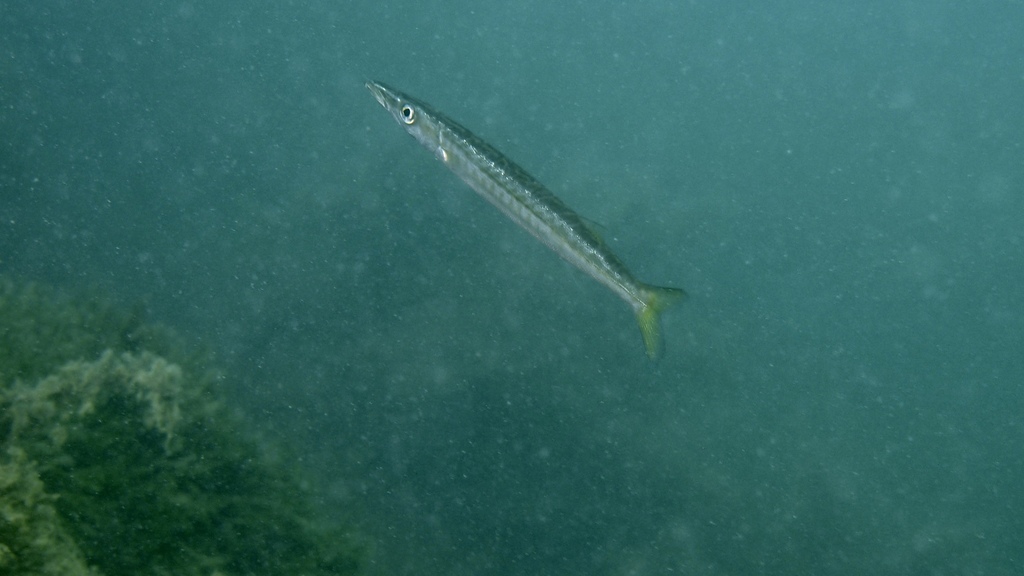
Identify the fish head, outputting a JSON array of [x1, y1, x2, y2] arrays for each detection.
[[366, 81, 449, 156], [366, 81, 421, 127]]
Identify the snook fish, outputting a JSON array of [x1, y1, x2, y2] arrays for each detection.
[[366, 81, 685, 359]]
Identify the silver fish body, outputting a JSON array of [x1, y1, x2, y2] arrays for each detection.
[[366, 81, 684, 359]]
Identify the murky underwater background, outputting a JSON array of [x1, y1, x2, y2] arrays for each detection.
[[2, 1, 1023, 574]]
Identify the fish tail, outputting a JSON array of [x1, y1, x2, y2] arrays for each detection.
[[635, 283, 687, 360]]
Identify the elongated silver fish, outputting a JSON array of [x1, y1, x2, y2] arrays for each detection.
[[367, 81, 685, 359]]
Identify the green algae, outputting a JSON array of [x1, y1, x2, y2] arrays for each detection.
[[0, 277, 363, 576], [0, 448, 99, 576]]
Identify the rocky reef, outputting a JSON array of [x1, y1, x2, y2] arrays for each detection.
[[0, 277, 363, 576]]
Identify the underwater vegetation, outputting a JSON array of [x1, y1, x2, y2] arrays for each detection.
[[0, 277, 364, 576]]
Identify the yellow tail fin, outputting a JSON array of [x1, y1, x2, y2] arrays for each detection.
[[635, 284, 687, 360]]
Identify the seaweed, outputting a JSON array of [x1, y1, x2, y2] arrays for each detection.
[[0, 448, 99, 576], [0, 277, 364, 576]]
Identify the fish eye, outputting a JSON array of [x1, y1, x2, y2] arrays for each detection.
[[401, 105, 415, 124]]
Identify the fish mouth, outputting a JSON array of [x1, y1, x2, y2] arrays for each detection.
[[365, 81, 392, 109]]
